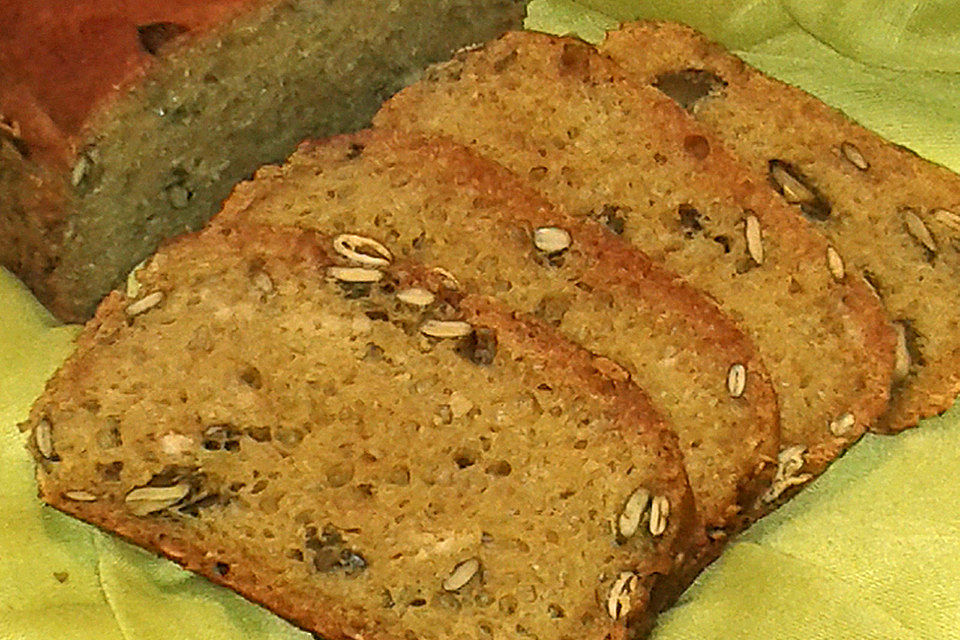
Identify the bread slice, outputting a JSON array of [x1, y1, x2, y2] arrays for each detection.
[[0, 0, 525, 322], [375, 31, 897, 508], [217, 127, 780, 550], [24, 221, 696, 640], [600, 20, 960, 432]]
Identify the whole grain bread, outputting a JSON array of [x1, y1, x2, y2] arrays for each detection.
[[25, 221, 697, 640], [0, 0, 525, 323], [600, 20, 960, 432], [375, 30, 897, 509], [218, 127, 780, 552]]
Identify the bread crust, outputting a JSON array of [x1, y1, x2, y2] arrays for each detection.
[[29, 221, 696, 639], [0, 0, 527, 322]]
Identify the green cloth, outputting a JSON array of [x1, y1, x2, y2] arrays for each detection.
[[4, 2, 960, 637]]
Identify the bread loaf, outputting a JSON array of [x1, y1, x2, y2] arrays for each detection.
[[0, 0, 525, 322], [375, 30, 897, 509], [219, 126, 780, 554], [601, 20, 960, 431], [25, 221, 696, 640]]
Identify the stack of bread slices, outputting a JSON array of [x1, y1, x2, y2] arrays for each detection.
[[23, 22, 960, 640]]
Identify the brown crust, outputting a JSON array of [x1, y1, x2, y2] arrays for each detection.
[[0, 1, 528, 324], [32, 221, 696, 639], [602, 21, 956, 432], [375, 29, 896, 501], [227, 127, 781, 539]]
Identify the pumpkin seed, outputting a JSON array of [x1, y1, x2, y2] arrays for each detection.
[[768, 160, 831, 221], [648, 495, 669, 536], [442, 558, 480, 591], [903, 208, 937, 254], [829, 412, 856, 437], [35, 419, 55, 459], [533, 227, 572, 254], [328, 266, 383, 283], [125, 483, 190, 516], [826, 246, 845, 281], [421, 320, 473, 339], [617, 487, 651, 539], [606, 571, 639, 620], [840, 142, 869, 171], [726, 363, 746, 398], [744, 214, 763, 265], [126, 291, 164, 316], [332, 234, 392, 267], [892, 321, 912, 382], [396, 287, 435, 307], [64, 490, 98, 502]]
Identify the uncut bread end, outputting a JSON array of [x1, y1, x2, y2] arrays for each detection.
[[374, 30, 896, 513], [0, 0, 525, 323], [600, 20, 960, 432], [26, 222, 696, 640]]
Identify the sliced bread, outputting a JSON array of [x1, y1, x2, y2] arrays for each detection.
[[217, 126, 780, 546], [25, 221, 696, 640], [0, 0, 525, 322], [601, 20, 960, 431], [374, 31, 897, 508]]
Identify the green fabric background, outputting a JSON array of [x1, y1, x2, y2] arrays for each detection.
[[4, 1, 960, 637]]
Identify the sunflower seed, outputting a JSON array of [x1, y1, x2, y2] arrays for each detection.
[[829, 412, 856, 437], [826, 246, 845, 281], [35, 419, 55, 459], [442, 558, 480, 591], [840, 142, 869, 171], [648, 495, 669, 536], [396, 287, 435, 307], [252, 270, 274, 294], [420, 320, 473, 339], [533, 227, 572, 254], [126, 291, 164, 316], [744, 214, 763, 265], [71, 155, 91, 187], [64, 490, 98, 502], [933, 208, 960, 233], [903, 208, 937, 253], [892, 321, 912, 382], [761, 445, 813, 503], [606, 571, 639, 620], [430, 267, 461, 290], [125, 483, 190, 516], [332, 234, 392, 267], [617, 488, 651, 539], [726, 363, 746, 398], [768, 160, 831, 221], [328, 266, 383, 283], [125, 259, 148, 298]]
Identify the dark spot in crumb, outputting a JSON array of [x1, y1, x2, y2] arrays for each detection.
[[492, 50, 518, 72], [548, 604, 566, 618], [683, 134, 710, 160], [484, 460, 512, 476], [137, 22, 189, 56], [653, 152, 668, 165], [596, 204, 628, 235], [528, 166, 548, 181], [453, 448, 478, 468], [381, 589, 396, 608], [96, 461, 123, 482], [409, 598, 427, 607], [713, 235, 731, 253], [898, 318, 926, 368], [339, 282, 372, 299], [788, 278, 803, 294], [364, 310, 390, 322], [558, 42, 592, 79], [53, 571, 69, 583], [214, 562, 230, 576], [245, 426, 272, 442], [734, 257, 756, 274], [653, 69, 727, 111], [345, 142, 364, 160], [457, 328, 497, 365], [678, 204, 702, 236], [239, 365, 262, 389]]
